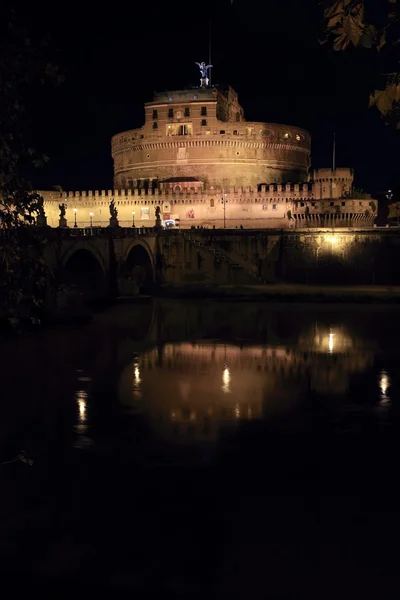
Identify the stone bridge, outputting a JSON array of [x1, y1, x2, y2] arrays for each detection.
[[36, 226, 400, 299]]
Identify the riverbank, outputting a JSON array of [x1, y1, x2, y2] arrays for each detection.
[[159, 283, 400, 303]]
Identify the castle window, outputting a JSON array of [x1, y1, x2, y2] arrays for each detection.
[[178, 124, 190, 135], [184, 107, 190, 117], [152, 122, 158, 129], [220, 130, 225, 134], [311, 202, 315, 207], [272, 204, 277, 210], [152, 109, 158, 120], [201, 119, 207, 126], [300, 202, 304, 207], [210, 198, 214, 207], [263, 205, 268, 211], [233, 130, 238, 135], [201, 106, 207, 116], [330, 202, 334, 206], [168, 108, 174, 118], [236, 112, 240, 122], [342, 201, 346, 206], [193, 95, 198, 100], [236, 151, 240, 156], [359, 202, 362, 206]]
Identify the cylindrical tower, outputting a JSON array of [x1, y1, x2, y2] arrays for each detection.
[[112, 86, 311, 190]]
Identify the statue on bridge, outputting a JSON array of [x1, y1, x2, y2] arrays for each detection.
[[59, 203, 66, 218], [109, 199, 118, 219]]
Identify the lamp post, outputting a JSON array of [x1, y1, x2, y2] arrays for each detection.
[[132, 210, 135, 227], [89, 211, 93, 228], [221, 194, 228, 229], [74, 207, 77, 228]]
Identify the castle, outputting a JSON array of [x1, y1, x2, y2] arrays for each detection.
[[40, 69, 377, 229]]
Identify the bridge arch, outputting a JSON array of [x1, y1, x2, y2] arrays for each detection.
[[122, 239, 156, 293], [60, 243, 108, 302]]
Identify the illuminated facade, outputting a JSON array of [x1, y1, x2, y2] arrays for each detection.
[[39, 83, 377, 229]]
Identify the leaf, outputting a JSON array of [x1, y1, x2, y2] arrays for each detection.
[[377, 32, 387, 50], [369, 83, 400, 114], [333, 32, 350, 50], [359, 32, 373, 48], [325, 1, 345, 20], [343, 14, 364, 46], [328, 13, 343, 28]]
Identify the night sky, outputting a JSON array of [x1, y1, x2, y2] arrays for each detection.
[[21, 0, 400, 194]]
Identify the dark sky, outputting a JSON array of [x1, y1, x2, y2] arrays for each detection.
[[20, 0, 400, 194]]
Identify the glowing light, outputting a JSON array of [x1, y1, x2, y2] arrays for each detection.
[[133, 359, 142, 399], [134, 364, 141, 382], [296, 134, 301, 141], [326, 235, 337, 245], [222, 366, 231, 393], [74, 207, 77, 213], [235, 404, 240, 418], [379, 369, 390, 404], [89, 212, 93, 217], [328, 331, 335, 354], [284, 132, 289, 138], [76, 390, 87, 424]]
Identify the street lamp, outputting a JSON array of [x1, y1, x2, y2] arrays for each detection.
[[74, 207, 77, 228], [132, 210, 135, 227], [221, 194, 228, 229], [89, 212, 93, 227]]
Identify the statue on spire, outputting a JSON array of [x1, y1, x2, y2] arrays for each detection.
[[195, 61, 212, 87]]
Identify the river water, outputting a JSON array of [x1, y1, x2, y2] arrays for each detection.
[[1, 300, 400, 596]]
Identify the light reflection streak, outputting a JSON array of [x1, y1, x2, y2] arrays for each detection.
[[73, 389, 89, 439], [133, 358, 142, 399], [379, 369, 390, 405], [222, 365, 231, 394], [328, 331, 335, 354], [76, 390, 88, 424]]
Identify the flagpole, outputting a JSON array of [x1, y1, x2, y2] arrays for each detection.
[[208, 19, 212, 86], [332, 132, 336, 172]]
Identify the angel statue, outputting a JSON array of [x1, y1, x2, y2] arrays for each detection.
[[195, 61, 212, 84], [109, 199, 118, 219], [59, 203, 66, 218]]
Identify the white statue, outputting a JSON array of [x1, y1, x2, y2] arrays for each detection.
[[195, 61, 212, 80]]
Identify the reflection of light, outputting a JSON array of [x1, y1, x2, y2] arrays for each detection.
[[326, 235, 337, 245], [134, 365, 140, 382], [222, 366, 231, 393], [133, 359, 141, 399], [379, 369, 390, 404], [328, 332, 335, 354], [76, 390, 88, 424], [235, 404, 240, 418]]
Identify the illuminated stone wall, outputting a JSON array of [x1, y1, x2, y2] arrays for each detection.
[[111, 86, 311, 189], [39, 187, 375, 230]]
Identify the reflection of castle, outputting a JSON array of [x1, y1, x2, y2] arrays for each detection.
[[39, 73, 376, 229], [118, 331, 373, 442]]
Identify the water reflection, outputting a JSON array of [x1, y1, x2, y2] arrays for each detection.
[[119, 323, 374, 442], [379, 369, 391, 406], [133, 358, 141, 399], [74, 389, 88, 435], [222, 365, 231, 394]]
